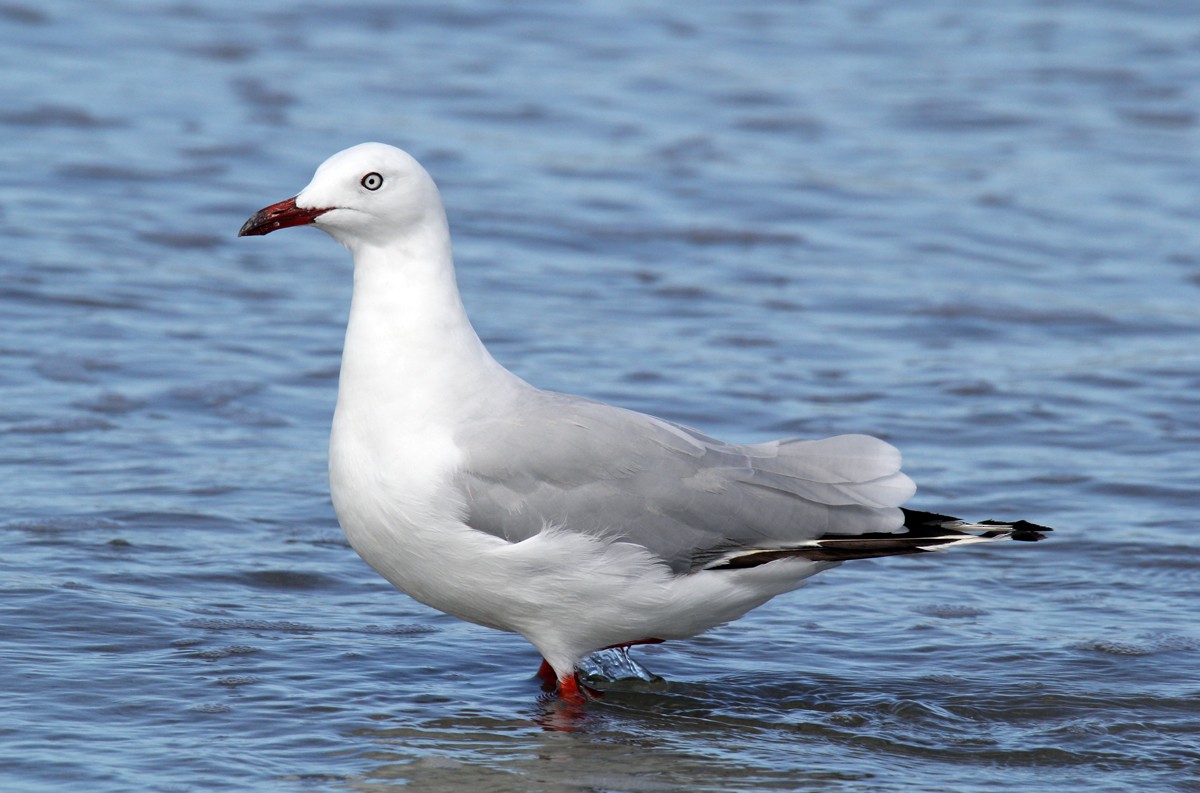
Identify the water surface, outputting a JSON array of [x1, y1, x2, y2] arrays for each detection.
[[2, 1, 1198, 791]]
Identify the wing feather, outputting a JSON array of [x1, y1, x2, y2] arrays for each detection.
[[452, 389, 915, 573]]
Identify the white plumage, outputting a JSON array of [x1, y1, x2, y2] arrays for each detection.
[[239, 143, 1049, 703]]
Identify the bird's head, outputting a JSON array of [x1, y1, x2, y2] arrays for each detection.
[[238, 142, 444, 251]]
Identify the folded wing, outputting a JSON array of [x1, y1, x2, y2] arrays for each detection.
[[453, 389, 917, 574]]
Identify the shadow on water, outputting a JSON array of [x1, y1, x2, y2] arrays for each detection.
[[337, 660, 1200, 791]]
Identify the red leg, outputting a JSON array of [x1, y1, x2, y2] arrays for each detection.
[[534, 658, 557, 691], [556, 672, 605, 703], [557, 673, 588, 705], [538, 641, 666, 703], [535, 659, 598, 700]]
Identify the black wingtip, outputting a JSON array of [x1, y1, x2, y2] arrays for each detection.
[[979, 519, 1052, 542], [704, 509, 1053, 571]]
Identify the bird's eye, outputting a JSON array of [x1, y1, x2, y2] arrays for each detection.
[[361, 172, 383, 191]]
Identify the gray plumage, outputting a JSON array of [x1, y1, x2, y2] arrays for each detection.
[[454, 388, 916, 574]]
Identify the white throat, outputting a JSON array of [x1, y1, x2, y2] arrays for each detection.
[[330, 216, 515, 464]]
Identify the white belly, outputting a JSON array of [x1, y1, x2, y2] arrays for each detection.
[[327, 404, 825, 671]]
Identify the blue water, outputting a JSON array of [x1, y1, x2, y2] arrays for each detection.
[[3, 1, 1199, 790]]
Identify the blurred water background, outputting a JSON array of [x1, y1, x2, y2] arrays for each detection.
[[2, 1, 1198, 790]]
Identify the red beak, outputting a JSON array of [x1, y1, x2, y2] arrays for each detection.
[[238, 197, 330, 237]]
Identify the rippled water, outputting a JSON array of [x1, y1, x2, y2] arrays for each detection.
[[3, 1, 1199, 791]]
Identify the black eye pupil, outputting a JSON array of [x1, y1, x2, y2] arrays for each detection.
[[361, 172, 383, 190]]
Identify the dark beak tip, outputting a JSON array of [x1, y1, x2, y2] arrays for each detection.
[[236, 217, 262, 237], [237, 196, 328, 238]]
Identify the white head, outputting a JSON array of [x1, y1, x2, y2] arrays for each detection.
[[239, 142, 446, 251]]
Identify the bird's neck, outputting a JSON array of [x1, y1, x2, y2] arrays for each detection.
[[334, 225, 512, 431]]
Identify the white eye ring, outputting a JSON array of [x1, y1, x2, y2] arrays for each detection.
[[361, 172, 383, 191]]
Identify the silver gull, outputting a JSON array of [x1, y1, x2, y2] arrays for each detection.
[[239, 142, 1050, 703]]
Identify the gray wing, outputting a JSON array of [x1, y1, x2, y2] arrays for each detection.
[[453, 389, 916, 574]]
